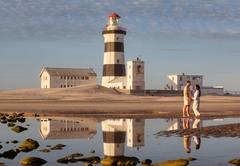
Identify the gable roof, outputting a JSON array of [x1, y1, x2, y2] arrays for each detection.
[[39, 67, 97, 77]]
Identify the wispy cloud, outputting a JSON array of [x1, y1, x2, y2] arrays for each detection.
[[0, 0, 239, 41]]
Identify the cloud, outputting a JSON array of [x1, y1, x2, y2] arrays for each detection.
[[0, 0, 239, 41]]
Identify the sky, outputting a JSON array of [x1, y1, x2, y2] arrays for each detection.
[[0, 0, 240, 91]]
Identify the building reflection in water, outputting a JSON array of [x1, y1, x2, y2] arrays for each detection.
[[38, 118, 100, 139], [102, 119, 145, 157], [38, 117, 145, 157], [166, 118, 203, 131]]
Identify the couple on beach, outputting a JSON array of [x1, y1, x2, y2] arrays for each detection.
[[182, 81, 201, 118]]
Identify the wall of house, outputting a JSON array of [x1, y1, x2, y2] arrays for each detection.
[[166, 75, 203, 90], [127, 60, 145, 90], [41, 74, 96, 88], [49, 75, 96, 88], [41, 71, 50, 88]]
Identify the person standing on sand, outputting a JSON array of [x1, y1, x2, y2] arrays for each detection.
[[192, 84, 201, 118], [182, 81, 192, 117]]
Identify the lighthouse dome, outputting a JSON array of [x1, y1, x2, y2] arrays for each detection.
[[108, 12, 121, 18]]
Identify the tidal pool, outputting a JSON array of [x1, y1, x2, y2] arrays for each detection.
[[0, 116, 240, 166]]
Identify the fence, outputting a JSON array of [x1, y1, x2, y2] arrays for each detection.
[[224, 91, 240, 96]]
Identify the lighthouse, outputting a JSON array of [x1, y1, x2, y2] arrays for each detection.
[[102, 13, 126, 87]]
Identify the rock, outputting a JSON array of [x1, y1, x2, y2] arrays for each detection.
[[17, 118, 26, 123], [57, 157, 69, 164], [185, 157, 197, 161], [90, 150, 95, 153], [1, 120, 7, 124], [141, 159, 152, 164], [69, 158, 78, 163], [49, 146, 62, 150], [154, 159, 189, 166], [17, 113, 25, 117], [11, 126, 28, 133], [101, 156, 139, 165], [67, 153, 84, 158], [84, 164, 92, 166], [7, 123, 15, 127], [229, 158, 240, 165], [20, 157, 47, 165], [11, 140, 19, 144], [78, 156, 101, 164], [55, 143, 66, 148], [0, 163, 5, 166], [2, 149, 19, 159], [39, 149, 50, 153], [0, 145, 2, 149], [19, 138, 39, 152]]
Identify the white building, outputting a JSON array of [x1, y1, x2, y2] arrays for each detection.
[[107, 58, 145, 90], [101, 13, 145, 90], [165, 74, 203, 90], [39, 67, 97, 88], [165, 73, 224, 95]]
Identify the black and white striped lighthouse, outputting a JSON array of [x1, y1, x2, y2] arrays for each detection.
[[102, 13, 126, 87]]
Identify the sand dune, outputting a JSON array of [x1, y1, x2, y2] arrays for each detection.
[[0, 85, 240, 118]]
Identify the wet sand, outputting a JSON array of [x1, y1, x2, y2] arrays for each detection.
[[0, 85, 240, 118]]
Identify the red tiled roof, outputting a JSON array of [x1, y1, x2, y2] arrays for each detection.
[[108, 12, 121, 18]]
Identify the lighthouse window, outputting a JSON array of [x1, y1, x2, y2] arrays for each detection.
[[117, 59, 119, 63], [85, 77, 89, 80], [116, 37, 119, 40]]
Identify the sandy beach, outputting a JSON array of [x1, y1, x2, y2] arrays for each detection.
[[0, 85, 240, 118]]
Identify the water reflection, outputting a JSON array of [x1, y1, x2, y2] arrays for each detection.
[[1, 115, 239, 166], [38, 118, 145, 162], [166, 118, 203, 153], [102, 119, 144, 157], [39, 118, 100, 139]]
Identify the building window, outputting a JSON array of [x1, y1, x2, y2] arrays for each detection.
[[192, 77, 200, 80], [61, 76, 63, 79], [71, 76, 73, 79], [81, 77, 84, 80], [117, 59, 119, 63], [61, 85, 62, 88], [85, 127, 89, 131], [85, 77, 89, 80], [129, 65, 131, 69], [129, 75, 131, 79], [180, 76, 183, 81], [187, 76, 190, 81]]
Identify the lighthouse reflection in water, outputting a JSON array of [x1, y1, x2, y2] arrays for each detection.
[[39, 118, 145, 158]]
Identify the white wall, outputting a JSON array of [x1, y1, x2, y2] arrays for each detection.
[[127, 60, 145, 90], [41, 74, 97, 88], [201, 86, 224, 95]]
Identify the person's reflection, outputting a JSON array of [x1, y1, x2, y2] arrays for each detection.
[[192, 118, 201, 150], [182, 118, 191, 153]]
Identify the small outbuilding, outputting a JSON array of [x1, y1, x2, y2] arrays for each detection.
[[39, 67, 97, 88]]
